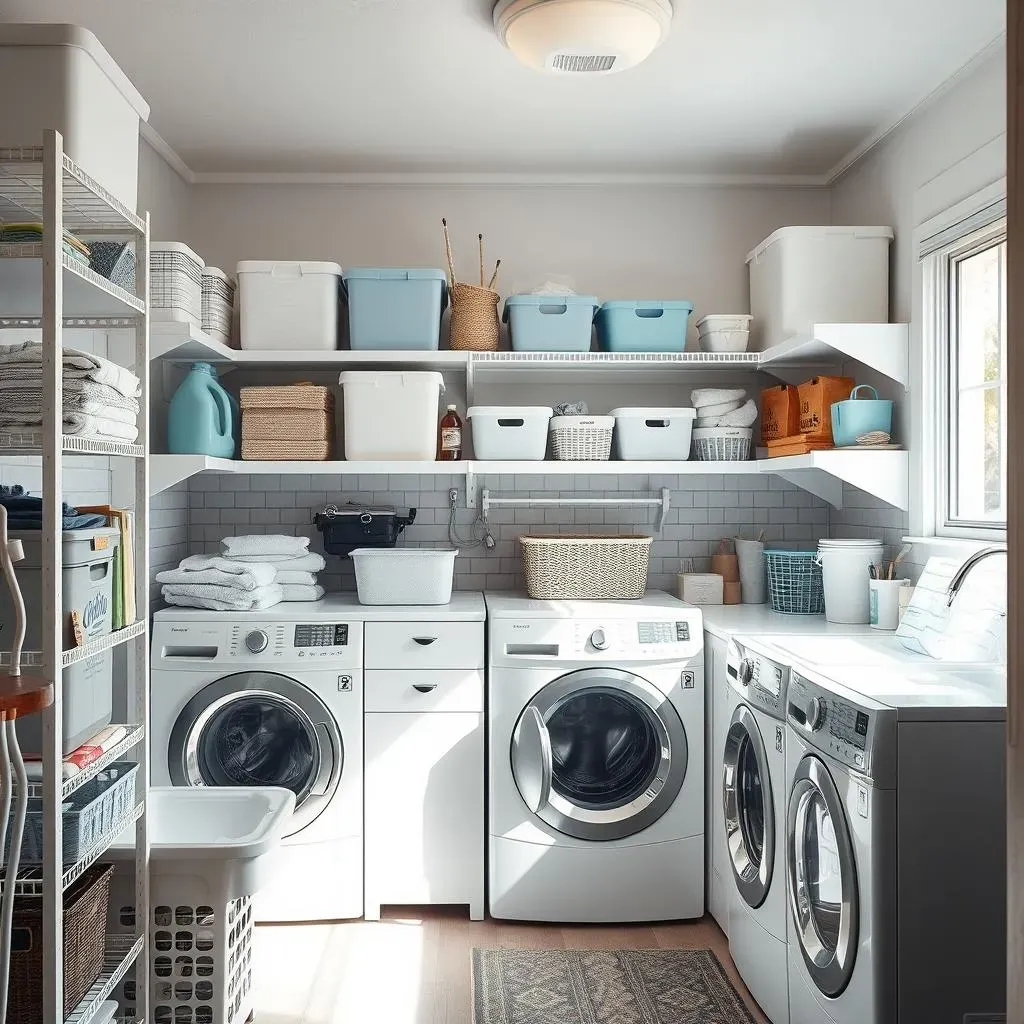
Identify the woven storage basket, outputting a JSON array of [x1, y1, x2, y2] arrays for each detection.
[[10, 862, 114, 1023], [240, 385, 334, 461], [449, 282, 499, 351], [241, 439, 332, 460], [549, 415, 614, 461], [151, 242, 204, 327], [520, 535, 652, 599], [239, 385, 333, 411], [691, 427, 752, 462], [202, 266, 236, 345], [241, 408, 332, 440], [764, 550, 825, 614]]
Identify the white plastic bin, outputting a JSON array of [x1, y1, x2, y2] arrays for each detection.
[[338, 370, 444, 460], [817, 538, 884, 624], [467, 407, 552, 460], [746, 226, 893, 350], [238, 261, 342, 351], [0, 24, 150, 209], [610, 407, 696, 460], [350, 548, 458, 605]]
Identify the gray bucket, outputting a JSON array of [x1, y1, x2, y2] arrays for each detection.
[[0, 528, 121, 754]]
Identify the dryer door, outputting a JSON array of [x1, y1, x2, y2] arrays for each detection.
[[787, 754, 859, 998], [510, 667, 687, 842], [168, 671, 343, 837], [723, 704, 774, 909]]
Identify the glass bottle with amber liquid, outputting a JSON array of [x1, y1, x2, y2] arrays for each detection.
[[437, 404, 463, 461]]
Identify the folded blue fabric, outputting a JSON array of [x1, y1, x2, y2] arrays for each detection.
[[0, 485, 25, 497], [0, 494, 106, 529]]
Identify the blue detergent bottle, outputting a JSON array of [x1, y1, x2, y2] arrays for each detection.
[[167, 361, 235, 457]]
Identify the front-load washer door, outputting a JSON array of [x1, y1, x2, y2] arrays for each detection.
[[787, 754, 859, 998], [510, 667, 687, 842], [168, 671, 343, 836], [723, 704, 774, 909]]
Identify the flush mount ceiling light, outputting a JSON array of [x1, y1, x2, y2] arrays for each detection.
[[493, 0, 673, 75]]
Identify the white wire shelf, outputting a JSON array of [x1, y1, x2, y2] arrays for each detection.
[[1, 799, 144, 897], [65, 934, 146, 1024], [0, 145, 146, 234], [0, 246, 144, 321], [0, 622, 148, 672], [61, 724, 145, 799], [0, 431, 144, 457]]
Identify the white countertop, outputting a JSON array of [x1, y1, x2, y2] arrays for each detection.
[[485, 590, 691, 620], [696, 603, 877, 641]]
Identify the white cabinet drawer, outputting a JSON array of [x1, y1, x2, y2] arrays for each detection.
[[365, 670, 484, 713], [364, 621, 484, 669]]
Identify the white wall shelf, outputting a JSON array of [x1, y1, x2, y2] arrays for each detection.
[[149, 451, 909, 510], [149, 321, 909, 386]]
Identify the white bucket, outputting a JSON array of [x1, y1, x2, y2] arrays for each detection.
[[735, 537, 766, 604], [816, 539, 883, 624]]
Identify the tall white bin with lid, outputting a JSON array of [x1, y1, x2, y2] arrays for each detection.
[[339, 371, 445, 460], [817, 538, 884, 624], [746, 226, 893, 350], [0, 24, 150, 209], [237, 261, 342, 350]]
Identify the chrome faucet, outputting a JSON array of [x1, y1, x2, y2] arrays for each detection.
[[946, 545, 1008, 607]]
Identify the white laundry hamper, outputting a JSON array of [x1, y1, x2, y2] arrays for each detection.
[[817, 538, 884, 624], [107, 787, 294, 1024]]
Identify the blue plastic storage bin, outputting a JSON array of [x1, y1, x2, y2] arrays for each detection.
[[503, 294, 599, 352], [343, 267, 449, 350], [595, 301, 694, 353]]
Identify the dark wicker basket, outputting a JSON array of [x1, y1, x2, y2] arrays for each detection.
[[9, 862, 114, 1023]]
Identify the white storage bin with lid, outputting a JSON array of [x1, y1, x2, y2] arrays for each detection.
[[816, 538, 884, 624], [338, 371, 445, 461], [467, 407, 552, 460], [350, 548, 458, 605], [746, 226, 893, 350], [238, 261, 342, 351], [610, 407, 696, 460], [0, 24, 150, 210], [151, 242, 204, 327]]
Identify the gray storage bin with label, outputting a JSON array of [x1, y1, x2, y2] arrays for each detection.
[[0, 528, 121, 754]]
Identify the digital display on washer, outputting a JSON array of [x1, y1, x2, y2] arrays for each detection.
[[758, 662, 783, 698], [828, 701, 869, 751], [294, 624, 348, 648], [637, 621, 690, 643]]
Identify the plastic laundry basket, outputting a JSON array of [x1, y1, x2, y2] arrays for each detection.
[[107, 787, 294, 1024]]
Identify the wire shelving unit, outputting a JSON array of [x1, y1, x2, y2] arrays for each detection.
[[0, 131, 150, 1024]]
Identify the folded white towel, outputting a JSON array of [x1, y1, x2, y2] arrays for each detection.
[[179, 554, 278, 578], [0, 412, 139, 441], [0, 342, 141, 398], [274, 570, 319, 585], [690, 387, 746, 409], [156, 564, 277, 591], [0, 382, 140, 421], [225, 552, 327, 571], [690, 399, 743, 419], [161, 583, 283, 612], [280, 584, 325, 602], [717, 398, 759, 428], [221, 534, 310, 558]]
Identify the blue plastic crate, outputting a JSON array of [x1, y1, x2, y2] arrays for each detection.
[[594, 301, 694, 353], [763, 550, 824, 614], [342, 267, 449, 350], [502, 294, 599, 352]]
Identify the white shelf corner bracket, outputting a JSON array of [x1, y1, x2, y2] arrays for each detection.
[[479, 486, 671, 531]]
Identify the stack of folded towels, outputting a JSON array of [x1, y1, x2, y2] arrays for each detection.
[[0, 341, 142, 443], [0, 484, 107, 529], [157, 534, 326, 611]]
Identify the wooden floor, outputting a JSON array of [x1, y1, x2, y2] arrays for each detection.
[[252, 908, 769, 1023]]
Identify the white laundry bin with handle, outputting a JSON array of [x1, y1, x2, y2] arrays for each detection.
[[816, 538, 884, 624], [107, 787, 295, 1024], [339, 371, 445, 460]]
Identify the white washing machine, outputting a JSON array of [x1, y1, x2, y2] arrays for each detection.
[[721, 635, 793, 1024], [151, 605, 364, 923], [784, 663, 1006, 1024], [486, 592, 705, 923]]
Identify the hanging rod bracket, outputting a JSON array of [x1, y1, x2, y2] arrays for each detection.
[[479, 487, 671, 531]]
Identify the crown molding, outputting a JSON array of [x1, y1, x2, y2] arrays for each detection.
[[140, 121, 195, 184], [824, 33, 1006, 186]]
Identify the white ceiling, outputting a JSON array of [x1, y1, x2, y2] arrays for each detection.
[[2, 0, 1006, 179]]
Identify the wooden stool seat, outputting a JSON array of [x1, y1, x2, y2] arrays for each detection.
[[0, 674, 53, 720]]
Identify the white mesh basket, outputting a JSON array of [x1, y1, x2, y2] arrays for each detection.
[[691, 427, 752, 461], [151, 241, 204, 327], [549, 415, 614, 461], [520, 535, 652, 599], [202, 267, 235, 345]]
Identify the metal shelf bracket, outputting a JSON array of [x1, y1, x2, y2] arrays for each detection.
[[479, 486, 671, 531]]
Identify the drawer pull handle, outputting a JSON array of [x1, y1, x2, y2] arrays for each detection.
[[413, 684, 438, 693], [412, 637, 438, 646]]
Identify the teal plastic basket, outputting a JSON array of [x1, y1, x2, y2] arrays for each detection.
[[764, 550, 824, 614]]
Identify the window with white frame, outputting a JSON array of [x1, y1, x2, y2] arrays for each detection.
[[921, 195, 1007, 538]]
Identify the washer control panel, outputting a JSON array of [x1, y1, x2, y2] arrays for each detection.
[[725, 640, 785, 717], [569, 618, 700, 657], [788, 673, 873, 775], [294, 623, 349, 648]]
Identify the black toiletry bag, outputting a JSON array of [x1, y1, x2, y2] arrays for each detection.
[[313, 503, 417, 556]]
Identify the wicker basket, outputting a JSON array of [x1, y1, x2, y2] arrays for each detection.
[[449, 282, 499, 351], [240, 385, 334, 461], [9, 862, 114, 1023], [239, 385, 333, 411], [764, 550, 825, 614], [691, 427, 752, 462], [520, 535, 652, 599], [241, 439, 332, 460], [549, 415, 614, 461]]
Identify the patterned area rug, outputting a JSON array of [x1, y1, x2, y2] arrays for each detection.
[[472, 948, 757, 1024]]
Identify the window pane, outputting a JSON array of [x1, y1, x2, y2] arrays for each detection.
[[957, 242, 1003, 388], [956, 386, 1004, 520]]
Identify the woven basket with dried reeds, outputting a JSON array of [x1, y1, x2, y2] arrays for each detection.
[[442, 219, 502, 351]]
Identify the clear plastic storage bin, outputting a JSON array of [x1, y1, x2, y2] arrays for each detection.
[[350, 548, 458, 605], [503, 294, 599, 351], [467, 407, 552, 460], [238, 261, 342, 351], [338, 371, 444, 460], [595, 301, 694, 353], [342, 268, 449, 350], [610, 407, 696, 460]]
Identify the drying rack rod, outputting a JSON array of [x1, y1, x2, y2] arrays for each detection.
[[480, 487, 671, 531]]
